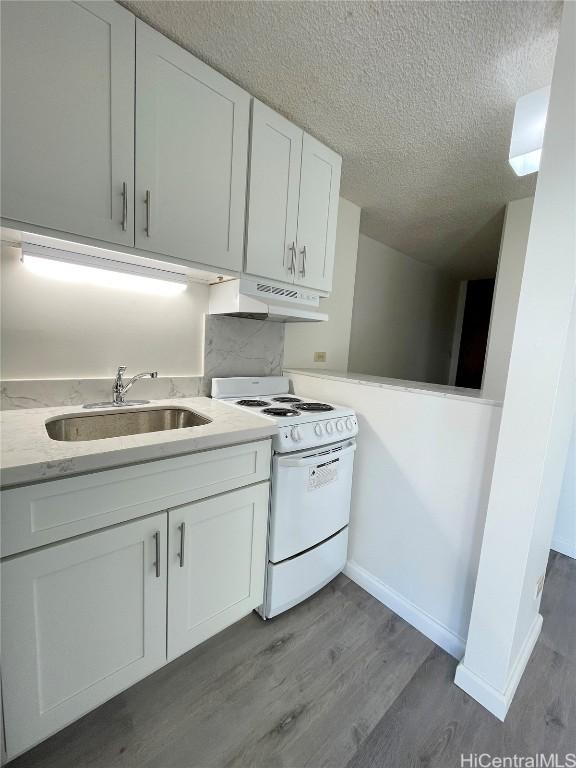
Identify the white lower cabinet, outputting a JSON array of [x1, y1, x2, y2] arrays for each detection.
[[1, 477, 270, 760], [167, 483, 269, 660], [1, 513, 168, 759]]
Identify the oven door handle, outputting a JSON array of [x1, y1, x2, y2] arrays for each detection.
[[278, 441, 356, 468]]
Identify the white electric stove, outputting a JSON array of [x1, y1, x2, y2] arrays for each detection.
[[212, 376, 358, 618]]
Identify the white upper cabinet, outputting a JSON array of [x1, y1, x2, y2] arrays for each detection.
[[295, 134, 342, 292], [135, 21, 249, 272], [1, 3, 339, 287], [245, 103, 342, 292], [245, 101, 303, 283], [0, 1, 135, 247]]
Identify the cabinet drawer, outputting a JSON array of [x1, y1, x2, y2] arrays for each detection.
[[1, 440, 271, 557]]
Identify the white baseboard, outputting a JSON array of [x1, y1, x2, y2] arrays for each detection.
[[343, 560, 466, 660], [455, 612, 543, 721], [551, 536, 576, 559]]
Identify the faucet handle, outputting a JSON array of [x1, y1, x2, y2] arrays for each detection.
[[114, 367, 127, 390]]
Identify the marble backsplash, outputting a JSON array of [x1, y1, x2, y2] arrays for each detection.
[[203, 315, 284, 380], [1, 316, 285, 409], [0, 377, 205, 410]]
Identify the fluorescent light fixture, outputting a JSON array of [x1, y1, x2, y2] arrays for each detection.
[[509, 86, 550, 176], [21, 244, 188, 296]]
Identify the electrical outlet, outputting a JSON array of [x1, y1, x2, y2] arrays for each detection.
[[314, 351, 326, 363], [535, 572, 545, 598]]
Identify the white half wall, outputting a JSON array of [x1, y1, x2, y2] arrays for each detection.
[[456, 1, 576, 720], [348, 235, 460, 385], [289, 370, 502, 658], [482, 197, 534, 401], [0, 242, 208, 379], [284, 198, 360, 371]]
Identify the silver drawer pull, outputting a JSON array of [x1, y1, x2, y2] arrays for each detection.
[[145, 189, 152, 237], [121, 181, 128, 231], [153, 531, 160, 577], [178, 522, 185, 567]]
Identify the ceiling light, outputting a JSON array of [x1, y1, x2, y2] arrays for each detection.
[[509, 86, 550, 177], [21, 244, 188, 297]]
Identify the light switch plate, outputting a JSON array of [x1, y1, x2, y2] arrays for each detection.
[[314, 351, 326, 362]]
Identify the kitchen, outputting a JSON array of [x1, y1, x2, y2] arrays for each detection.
[[0, 2, 574, 766]]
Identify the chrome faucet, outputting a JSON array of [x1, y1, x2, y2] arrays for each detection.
[[112, 366, 158, 406]]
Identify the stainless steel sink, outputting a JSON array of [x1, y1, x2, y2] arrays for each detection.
[[45, 407, 212, 442]]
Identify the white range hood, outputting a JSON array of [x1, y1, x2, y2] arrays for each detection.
[[208, 278, 328, 322]]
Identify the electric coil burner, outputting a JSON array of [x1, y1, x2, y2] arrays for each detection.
[[272, 396, 303, 403], [296, 402, 335, 412], [236, 399, 270, 407], [262, 407, 300, 417]]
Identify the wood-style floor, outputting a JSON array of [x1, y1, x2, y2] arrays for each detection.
[[12, 551, 576, 768]]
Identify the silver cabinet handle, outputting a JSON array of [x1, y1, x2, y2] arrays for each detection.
[[178, 522, 185, 568], [288, 241, 297, 274], [145, 190, 152, 237], [299, 245, 307, 277], [153, 531, 160, 577], [121, 181, 128, 231]]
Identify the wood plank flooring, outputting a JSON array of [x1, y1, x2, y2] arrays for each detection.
[[11, 552, 576, 768]]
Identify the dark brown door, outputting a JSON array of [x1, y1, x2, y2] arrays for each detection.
[[455, 278, 495, 389]]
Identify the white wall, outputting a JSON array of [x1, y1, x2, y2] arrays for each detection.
[[289, 371, 502, 658], [479, 195, 574, 559], [482, 197, 534, 400], [0, 242, 208, 379], [456, 1, 575, 720], [284, 198, 360, 371], [448, 281, 467, 386], [552, 417, 576, 558], [348, 235, 460, 385]]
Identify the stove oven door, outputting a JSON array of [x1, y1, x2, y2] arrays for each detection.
[[269, 439, 356, 563]]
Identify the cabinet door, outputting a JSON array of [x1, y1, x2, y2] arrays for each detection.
[[295, 134, 342, 292], [245, 101, 303, 283], [135, 21, 249, 272], [1, 514, 167, 760], [0, 1, 135, 246], [167, 483, 269, 660]]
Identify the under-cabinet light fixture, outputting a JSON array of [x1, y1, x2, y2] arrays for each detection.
[[509, 86, 550, 176], [21, 244, 188, 296]]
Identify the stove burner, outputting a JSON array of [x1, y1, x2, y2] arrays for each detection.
[[272, 396, 302, 403], [236, 399, 270, 407], [296, 402, 335, 412], [261, 407, 301, 417]]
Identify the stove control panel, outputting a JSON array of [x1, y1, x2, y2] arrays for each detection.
[[274, 415, 358, 452]]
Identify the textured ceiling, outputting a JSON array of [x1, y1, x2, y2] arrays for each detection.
[[121, 0, 561, 278]]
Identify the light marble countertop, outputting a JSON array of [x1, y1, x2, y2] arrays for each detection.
[[0, 398, 276, 488], [285, 369, 503, 406]]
